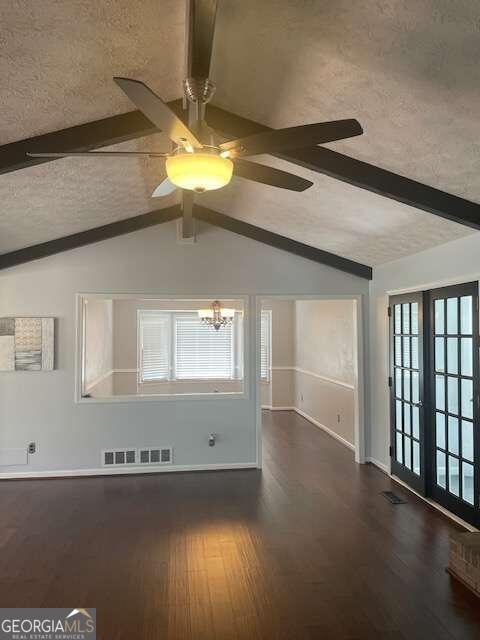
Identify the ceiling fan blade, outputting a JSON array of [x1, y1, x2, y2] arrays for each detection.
[[185, 0, 218, 79], [152, 178, 177, 198], [233, 159, 313, 191], [26, 151, 168, 158], [113, 77, 202, 149], [220, 119, 363, 158]]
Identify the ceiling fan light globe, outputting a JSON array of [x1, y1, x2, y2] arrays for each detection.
[[166, 152, 233, 192]]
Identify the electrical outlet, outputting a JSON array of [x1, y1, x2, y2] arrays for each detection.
[[300, 394, 304, 403], [337, 414, 341, 423], [28, 442, 36, 454]]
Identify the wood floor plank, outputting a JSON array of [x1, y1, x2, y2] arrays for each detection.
[[0, 410, 479, 639]]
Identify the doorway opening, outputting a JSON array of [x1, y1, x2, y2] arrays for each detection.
[[256, 296, 365, 466]]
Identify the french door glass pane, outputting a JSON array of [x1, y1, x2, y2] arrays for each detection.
[[462, 420, 474, 461], [447, 377, 458, 414], [402, 304, 410, 333], [448, 416, 459, 455], [394, 305, 401, 334], [435, 338, 445, 372], [461, 379, 473, 419], [447, 338, 458, 374], [411, 372, 419, 404], [396, 431, 403, 463], [395, 368, 402, 397], [462, 462, 474, 505], [403, 337, 410, 367], [413, 441, 420, 476], [461, 338, 473, 376], [435, 375, 445, 410], [395, 337, 402, 366], [403, 370, 411, 401], [412, 407, 420, 439], [435, 299, 445, 334], [411, 303, 419, 335], [436, 412, 446, 450], [447, 298, 458, 334], [404, 406, 411, 434], [411, 337, 419, 368], [448, 456, 460, 496], [460, 296, 472, 334], [396, 400, 402, 427], [437, 450, 446, 488], [404, 437, 412, 469]]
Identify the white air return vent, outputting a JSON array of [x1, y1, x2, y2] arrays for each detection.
[[138, 447, 173, 465], [102, 449, 137, 467], [101, 447, 172, 467]]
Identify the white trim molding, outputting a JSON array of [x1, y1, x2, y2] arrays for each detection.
[[270, 366, 354, 390], [0, 461, 258, 480], [294, 408, 355, 451], [85, 369, 114, 393], [365, 457, 390, 474]]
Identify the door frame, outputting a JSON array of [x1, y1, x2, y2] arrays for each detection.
[[254, 294, 367, 467]]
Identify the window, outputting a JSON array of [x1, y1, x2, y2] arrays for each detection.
[[139, 310, 243, 382], [260, 310, 272, 381]]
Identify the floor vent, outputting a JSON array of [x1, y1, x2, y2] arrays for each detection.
[[381, 490, 407, 505], [102, 447, 173, 467]]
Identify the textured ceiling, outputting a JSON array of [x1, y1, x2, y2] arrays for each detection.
[[0, 0, 478, 264]]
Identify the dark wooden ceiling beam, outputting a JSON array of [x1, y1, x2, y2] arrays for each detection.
[[2, 98, 478, 229], [0, 206, 182, 270], [204, 104, 480, 231], [193, 205, 372, 280], [1, 102, 178, 176]]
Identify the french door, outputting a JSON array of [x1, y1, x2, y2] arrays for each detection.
[[390, 292, 426, 494], [428, 283, 479, 525], [389, 283, 480, 527]]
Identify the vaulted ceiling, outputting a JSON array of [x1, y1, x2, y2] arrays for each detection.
[[1, 0, 479, 265]]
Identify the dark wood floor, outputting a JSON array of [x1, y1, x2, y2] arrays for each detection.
[[1, 410, 479, 640]]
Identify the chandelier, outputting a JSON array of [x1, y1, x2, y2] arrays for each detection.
[[198, 301, 235, 331]]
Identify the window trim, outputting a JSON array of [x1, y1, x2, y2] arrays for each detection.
[[76, 294, 250, 404]]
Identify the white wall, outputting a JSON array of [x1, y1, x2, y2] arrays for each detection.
[[0, 219, 368, 476], [84, 297, 113, 394], [294, 300, 355, 446], [369, 231, 480, 471]]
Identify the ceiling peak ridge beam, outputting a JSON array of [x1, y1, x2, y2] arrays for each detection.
[[0, 202, 371, 279], [193, 204, 372, 280], [203, 104, 480, 231], [0, 206, 182, 271]]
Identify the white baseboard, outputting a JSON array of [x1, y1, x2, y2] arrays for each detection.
[[0, 461, 258, 480], [365, 457, 390, 474], [293, 408, 355, 451], [261, 405, 296, 411]]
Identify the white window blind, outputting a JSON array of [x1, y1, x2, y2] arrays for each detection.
[[260, 310, 271, 380], [139, 312, 171, 382], [175, 314, 234, 379], [138, 310, 242, 382]]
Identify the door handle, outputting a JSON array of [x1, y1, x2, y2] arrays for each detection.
[[413, 401, 423, 408]]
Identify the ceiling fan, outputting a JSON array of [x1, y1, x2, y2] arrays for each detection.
[[27, 0, 363, 238]]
